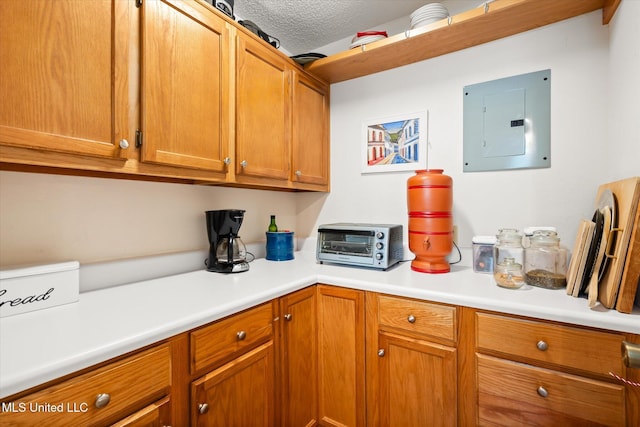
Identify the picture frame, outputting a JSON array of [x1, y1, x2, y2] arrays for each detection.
[[361, 111, 428, 174]]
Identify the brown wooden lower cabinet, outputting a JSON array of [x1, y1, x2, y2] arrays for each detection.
[[477, 354, 625, 426], [0, 344, 172, 427], [366, 292, 458, 427], [470, 311, 639, 427], [3, 285, 639, 427], [191, 342, 275, 427], [317, 284, 366, 427], [279, 286, 319, 427], [377, 332, 457, 426]]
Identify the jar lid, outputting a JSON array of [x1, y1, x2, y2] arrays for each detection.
[[530, 230, 559, 244], [496, 228, 522, 242], [472, 235, 497, 245], [524, 226, 556, 236], [497, 257, 522, 269]]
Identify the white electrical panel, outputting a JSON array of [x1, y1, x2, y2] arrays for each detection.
[[463, 69, 551, 172]]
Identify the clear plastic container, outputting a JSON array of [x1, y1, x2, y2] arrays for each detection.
[[524, 230, 568, 289], [494, 257, 524, 289], [472, 235, 496, 273], [493, 228, 523, 272]]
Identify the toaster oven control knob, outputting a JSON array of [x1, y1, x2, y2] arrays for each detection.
[[376, 231, 385, 239], [376, 253, 383, 260], [376, 242, 384, 250]]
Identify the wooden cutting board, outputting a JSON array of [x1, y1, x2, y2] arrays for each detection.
[[596, 177, 640, 309], [616, 201, 640, 313]]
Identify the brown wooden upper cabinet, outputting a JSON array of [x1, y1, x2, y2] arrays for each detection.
[[234, 31, 330, 190], [291, 72, 330, 190], [141, 0, 231, 176], [0, 0, 130, 159], [0, 0, 329, 190], [235, 34, 291, 185]]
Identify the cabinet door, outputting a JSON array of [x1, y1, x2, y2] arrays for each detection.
[[141, 0, 230, 173], [377, 332, 457, 427], [279, 286, 318, 427], [235, 35, 290, 182], [0, 0, 130, 158], [317, 285, 366, 427], [291, 72, 329, 189], [192, 342, 275, 427]]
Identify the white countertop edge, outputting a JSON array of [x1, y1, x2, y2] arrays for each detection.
[[0, 276, 316, 399], [1, 253, 638, 399], [316, 273, 638, 332]]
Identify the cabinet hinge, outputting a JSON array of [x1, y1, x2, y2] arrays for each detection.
[[135, 0, 142, 8], [135, 129, 143, 148]]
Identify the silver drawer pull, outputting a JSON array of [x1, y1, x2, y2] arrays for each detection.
[[198, 403, 209, 414], [407, 314, 416, 324], [284, 313, 292, 321], [95, 393, 111, 409], [537, 386, 548, 398], [237, 330, 247, 341], [536, 340, 548, 351], [378, 349, 385, 357]]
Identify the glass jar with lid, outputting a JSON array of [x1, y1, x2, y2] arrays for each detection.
[[494, 257, 524, 289], [524, 230, 568, 289], [493, 228, 523, 274]]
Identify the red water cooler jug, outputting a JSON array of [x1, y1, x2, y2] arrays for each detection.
[[407, 169, 453, 273]]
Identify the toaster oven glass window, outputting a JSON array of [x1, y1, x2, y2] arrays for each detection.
[[318, 230, 373, 257]]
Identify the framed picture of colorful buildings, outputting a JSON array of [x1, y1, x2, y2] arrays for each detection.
[[361, 111, 428, 173]]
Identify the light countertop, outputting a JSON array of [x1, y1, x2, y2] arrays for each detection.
[[1, 251, 638, 398]]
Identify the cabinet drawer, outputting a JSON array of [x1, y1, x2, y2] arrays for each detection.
[[111, 396, 171, 427], [476, 312, 624, 376], [477, 354, 625, 426], [377, 295, 456, 342], [191, 302, 274, 373], [1, 344, 171, 427]]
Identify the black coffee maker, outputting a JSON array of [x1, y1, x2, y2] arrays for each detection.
[[206, 209, 249, 273]]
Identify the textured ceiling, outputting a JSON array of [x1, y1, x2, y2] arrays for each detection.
[[232, 0, 480, 56]]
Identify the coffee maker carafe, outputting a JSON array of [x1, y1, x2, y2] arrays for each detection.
[[206, 209, 249, 273]]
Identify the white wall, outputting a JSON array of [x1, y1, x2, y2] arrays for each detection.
[[299, 8, 639, 251], [0, 171, 298, 266], [608, 0, 640, 180]]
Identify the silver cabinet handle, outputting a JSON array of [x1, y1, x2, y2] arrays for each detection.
[[198, 403, 209, 414], [407, 315, 416, 324], [95, 393, 111, 409], [623, 340, 640, 368], [223, 157, 231, 165], [237, 330, 246, 340], [284, 313, 292, 321], [378, 349, 385, 357], [536, 340, 548, 351], [537, 386, 548, 398], [119, 139, 129, 149], [295, 170, 302, 176], [240, 160, 247, 168]]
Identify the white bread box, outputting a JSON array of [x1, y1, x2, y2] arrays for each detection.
[[0, 261, 79, 317]]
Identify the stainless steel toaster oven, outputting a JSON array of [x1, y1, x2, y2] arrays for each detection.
[[316, 223, 404, 270]]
